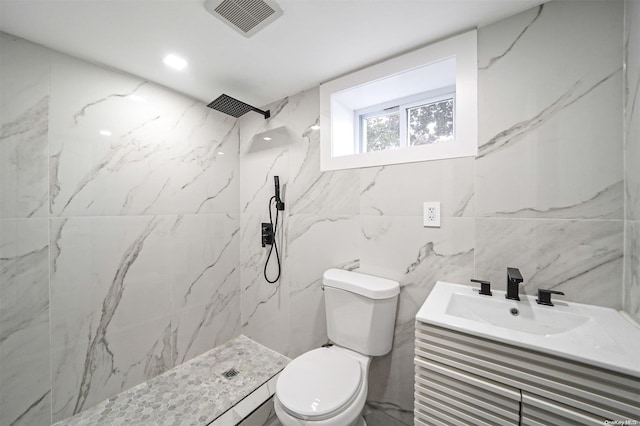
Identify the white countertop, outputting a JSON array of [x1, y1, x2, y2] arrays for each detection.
[[417, 281, 640, 378]]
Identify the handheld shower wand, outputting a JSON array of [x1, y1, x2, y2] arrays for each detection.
[[274, 176, 284, 211], [263, 176, 284, 283]]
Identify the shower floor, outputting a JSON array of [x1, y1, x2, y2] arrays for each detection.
[[54, 335, 289, 426]]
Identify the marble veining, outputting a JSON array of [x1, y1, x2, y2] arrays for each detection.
[[0, 95, 49, 219], [48, 52, 239, 217], [2, 2, 635, 426], [71, 81, 149, 126], [54, 335, 289, 426], [624, 0, 640, 323], [477, 1, 623, 224], [478, 68, 621, 159], [487, 181, 623, 219], [0, 218, 51, 426], [479, 4, 543, 70], [1, 32, 242, 424], [475, 218, 623, 308], [73, 217, 160, 414]]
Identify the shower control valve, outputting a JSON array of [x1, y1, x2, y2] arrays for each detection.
[[261, 222, 274, 247]]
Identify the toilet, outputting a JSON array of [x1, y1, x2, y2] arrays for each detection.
[[274, 268, 400, 426]]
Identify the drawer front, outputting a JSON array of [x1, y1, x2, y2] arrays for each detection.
[[521, 392, 610, 426], [415, 321, 640, 421], [414, 357, 520, 426]]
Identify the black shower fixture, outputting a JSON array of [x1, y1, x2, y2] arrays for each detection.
[[207, 94, 270, 119]]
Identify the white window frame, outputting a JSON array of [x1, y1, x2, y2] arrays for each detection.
[[319, 30, 477, 171], [355, 87, 456, 154]]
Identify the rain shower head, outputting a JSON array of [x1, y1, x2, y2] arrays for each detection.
[[207, 94, 270, 119]]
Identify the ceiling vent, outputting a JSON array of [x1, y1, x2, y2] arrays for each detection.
[[204, 0, 283, 38]]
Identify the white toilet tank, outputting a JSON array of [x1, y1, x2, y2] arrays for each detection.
[[323, 269, 400, 356]]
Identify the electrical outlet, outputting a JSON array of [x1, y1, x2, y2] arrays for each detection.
[[423, 202, 441, 227]]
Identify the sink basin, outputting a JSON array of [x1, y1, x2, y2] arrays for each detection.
[[417, 281, 640, 378], [444, 292, 590, 335]]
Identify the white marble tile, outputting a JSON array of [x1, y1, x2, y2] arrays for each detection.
[[49, 215, 173, 420], [477, 1, 623, 220], [239, 206, 290, 354], [172, 299, 241, 369], [236, 114, 290, 326], [359, 216, 475, 291], [238, 137, 289, 218], [232, 385, 270, 420], [237, 397, 279, 426], [626, 0, 640, 222], [169, 214, 240, 312], [360, 157, 474, 217], [624, 0, 640, 325], [0, 34, 50, 219], [475, 218, 623, 308], [50, 313, 180, 422], [624, 221, 640, 324], [212, 409, 235, 426], [361, 216, 474, 426], [367, 338, 416, 426], [48, 52, 239, 217], [239, 104, 292, 354], [50, 216, 172, 344], [0, 218, 51, 426], [49, 214, 241, 420], [286, 214, 360, 358], [1, 33, 244, 424], [265, 373, 279, 395], [286, 90, 360, 216]]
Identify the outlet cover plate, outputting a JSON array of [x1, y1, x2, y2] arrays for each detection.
[[423, 202, 441, 227]]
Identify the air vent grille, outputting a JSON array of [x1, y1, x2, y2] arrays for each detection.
[[205, 0, 283, 37]]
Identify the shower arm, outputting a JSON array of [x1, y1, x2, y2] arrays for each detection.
[[251, 106, 271, 119]]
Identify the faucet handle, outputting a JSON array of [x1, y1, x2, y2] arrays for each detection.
[[471, 279, 492, 296], [536, 289, 565, 306]]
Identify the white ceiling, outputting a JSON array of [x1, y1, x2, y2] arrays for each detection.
[[0, 0, 543, 108]]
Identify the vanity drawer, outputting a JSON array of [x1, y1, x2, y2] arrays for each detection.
[[521, 392, 610, 426], [415, 357, 520, 426], [415, 321, 640, 421]]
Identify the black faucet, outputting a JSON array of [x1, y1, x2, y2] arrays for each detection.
[[506, 267, 523, 301]]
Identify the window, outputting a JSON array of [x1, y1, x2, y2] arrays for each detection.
[[320, 30, 477, 171], [356, 88, 455, 154], [362, 108, 400, 152]]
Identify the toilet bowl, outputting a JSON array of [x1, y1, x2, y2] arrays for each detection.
[[274, 346, 370, 426], [274, 269, 399, 426]]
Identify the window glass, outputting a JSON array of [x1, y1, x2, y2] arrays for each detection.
[[408, 97, 454, 146], [363, 110, 400, 152]]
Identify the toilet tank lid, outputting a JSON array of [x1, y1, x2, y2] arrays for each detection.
[[322, 269, 400, 299]]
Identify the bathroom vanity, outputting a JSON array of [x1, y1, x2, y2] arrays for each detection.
[[414, 282, 640, 425]]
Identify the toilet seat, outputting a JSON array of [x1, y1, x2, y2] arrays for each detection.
[[276, 347, 363, 420]]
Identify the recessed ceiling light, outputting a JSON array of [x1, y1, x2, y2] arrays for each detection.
[[99, 130, 112, 136], [263, 136, 272, 141], [163, 54, 188, 71], [218, 151, 225, 155], [310, 124, 320, 130]]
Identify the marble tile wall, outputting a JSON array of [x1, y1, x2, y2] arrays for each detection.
[[2, 1, 634, 426], [0, 33, 241, 425], [624, 0, 640, 324], [238, 2, 629, 425]]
